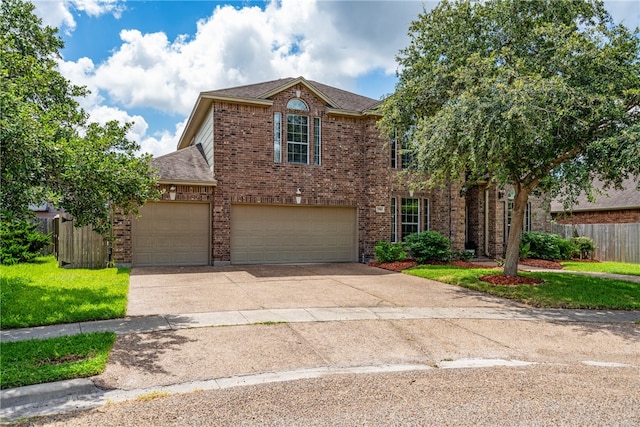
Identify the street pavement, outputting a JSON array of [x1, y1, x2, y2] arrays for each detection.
[[1, 263, 639, 425]]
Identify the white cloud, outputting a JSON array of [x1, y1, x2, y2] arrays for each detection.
[[33, 0, 123, 32], [139, 119, 188, 158], [58, 0, 425, 117], [46, 0, 638, 159]]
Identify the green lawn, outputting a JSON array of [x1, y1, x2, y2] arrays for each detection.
[[406, 265, 640, 310], [0, 332, 116, 389], [561, 261, 640, 277], [0, 256, 129, 329]]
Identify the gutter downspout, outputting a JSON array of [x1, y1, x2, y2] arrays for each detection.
[[484, 187, 489, 257]]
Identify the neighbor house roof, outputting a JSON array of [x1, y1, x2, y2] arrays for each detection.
[[178, 76, 382, 150], [152, 144, 217, 186], [551, 177, 640, 213]]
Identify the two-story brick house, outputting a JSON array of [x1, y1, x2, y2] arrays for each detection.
[[112, 77, 550, 267]]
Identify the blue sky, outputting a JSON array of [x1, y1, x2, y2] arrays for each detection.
[[32, 0, 640, 157]]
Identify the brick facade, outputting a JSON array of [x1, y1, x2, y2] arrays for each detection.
[[112, 78, 551, 266], [553, 209, 640, 225]]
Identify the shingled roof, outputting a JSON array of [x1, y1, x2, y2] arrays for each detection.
[[152, 144, 217, 185], [202, 76, 382, 112], [551, 177, 640, 213]]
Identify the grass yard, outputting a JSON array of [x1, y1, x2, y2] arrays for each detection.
[[0, 332, 116, 389], [561, 261, 640, 277], [0, 256, 129, 329], [405, 265, 640, 310]]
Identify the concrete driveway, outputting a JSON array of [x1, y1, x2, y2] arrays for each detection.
[[127, 263, 518, 316]]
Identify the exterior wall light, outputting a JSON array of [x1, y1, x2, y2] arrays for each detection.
[[295, 188, 302, 204], [169, 185, 177, 201]]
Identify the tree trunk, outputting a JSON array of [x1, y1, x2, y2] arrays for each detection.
[[503, 187, 529, 277]]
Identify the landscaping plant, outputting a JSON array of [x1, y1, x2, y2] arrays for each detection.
[[520, 232, 578, 261], [570, 236, 596, 259], [0, 218, 50, 265], [404, 231, 452, 263], [374, 241, 407, 264]]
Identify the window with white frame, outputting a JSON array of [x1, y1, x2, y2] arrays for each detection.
[[401, 198, 420, 240], [391, 197, 397, 242], [391, 197, 430, 241], [273, 113, 282, 163], [287, 114, 309, 164], [423, 199, 430, 231], [506, 200, 532, 239], [390, 131, 397, 169], [313, 117, 321, 165]]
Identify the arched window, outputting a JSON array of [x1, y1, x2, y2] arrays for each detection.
[[287, 98, 308, 111]]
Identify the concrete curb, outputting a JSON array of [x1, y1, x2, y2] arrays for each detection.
[[0, 378, 100, 409]]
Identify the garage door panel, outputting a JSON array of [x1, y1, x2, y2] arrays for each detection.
[[231, 205, 356, 264], [132, 202, 210, 267]]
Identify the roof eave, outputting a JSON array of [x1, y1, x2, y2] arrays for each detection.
[[158, 179, 218, 187], [551, 205, 640, 214]]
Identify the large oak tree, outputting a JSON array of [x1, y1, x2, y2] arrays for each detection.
[[379, 0, 640, 276], [1, 0, 159, 235]]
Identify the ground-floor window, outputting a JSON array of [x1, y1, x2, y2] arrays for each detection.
[[506, 201, 532, 239], [391, 197, 430, 242]]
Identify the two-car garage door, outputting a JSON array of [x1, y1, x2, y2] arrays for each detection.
[[231, 205, 357, 264], [132, 203, 357, 266], [132, 202, 210, 267]]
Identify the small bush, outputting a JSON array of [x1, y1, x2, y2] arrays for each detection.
[[556, 238, 578, 260], [374, 241, 407, 263], [452, 250, 475, 261], [404, 231, 452, 263], [520, 232, 577, 261], [571, 236, 596, 259], [0, 219, 51, 265]]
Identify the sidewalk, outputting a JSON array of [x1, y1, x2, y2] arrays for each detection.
[[2, 304, 639, 414], [2, 305, 639, 343]]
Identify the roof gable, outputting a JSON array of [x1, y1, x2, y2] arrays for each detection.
[[179, 76, 382, 150], [201, 76, 381, 112]]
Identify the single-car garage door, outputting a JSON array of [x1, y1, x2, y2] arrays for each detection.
[[231, 205, 357, 264], [132, 202, 210, 267]]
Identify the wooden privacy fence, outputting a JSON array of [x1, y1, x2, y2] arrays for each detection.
[[552, 223, 640, 264], [56, 214, 110, 268]]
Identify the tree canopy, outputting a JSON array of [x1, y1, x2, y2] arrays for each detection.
[[378, 0, 640, 276], [0, 0, 159, 235]]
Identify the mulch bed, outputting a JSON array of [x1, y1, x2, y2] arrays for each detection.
[[371, 259, 545, 286], [479, 274, 544, 286], [519, 259, 564, 269], [369, 260, 418, 272]]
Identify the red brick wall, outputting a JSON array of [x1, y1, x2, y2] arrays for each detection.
[[553, 209, 640, 224], [114, 82, 552, 265], [209, 84, 469, 262]]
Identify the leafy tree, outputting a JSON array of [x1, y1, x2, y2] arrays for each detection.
[[0, 0, 159, 235], [379, 0, 640, 276]]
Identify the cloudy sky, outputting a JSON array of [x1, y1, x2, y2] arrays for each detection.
[[32, 0, 640, 157]]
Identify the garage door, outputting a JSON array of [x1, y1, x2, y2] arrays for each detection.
[[132, 202, 210, 266], [231, 205, 357, 264]]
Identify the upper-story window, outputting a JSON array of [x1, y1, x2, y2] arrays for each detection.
[[287, 98, 308, 111], [287, 114, 309, 164]]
